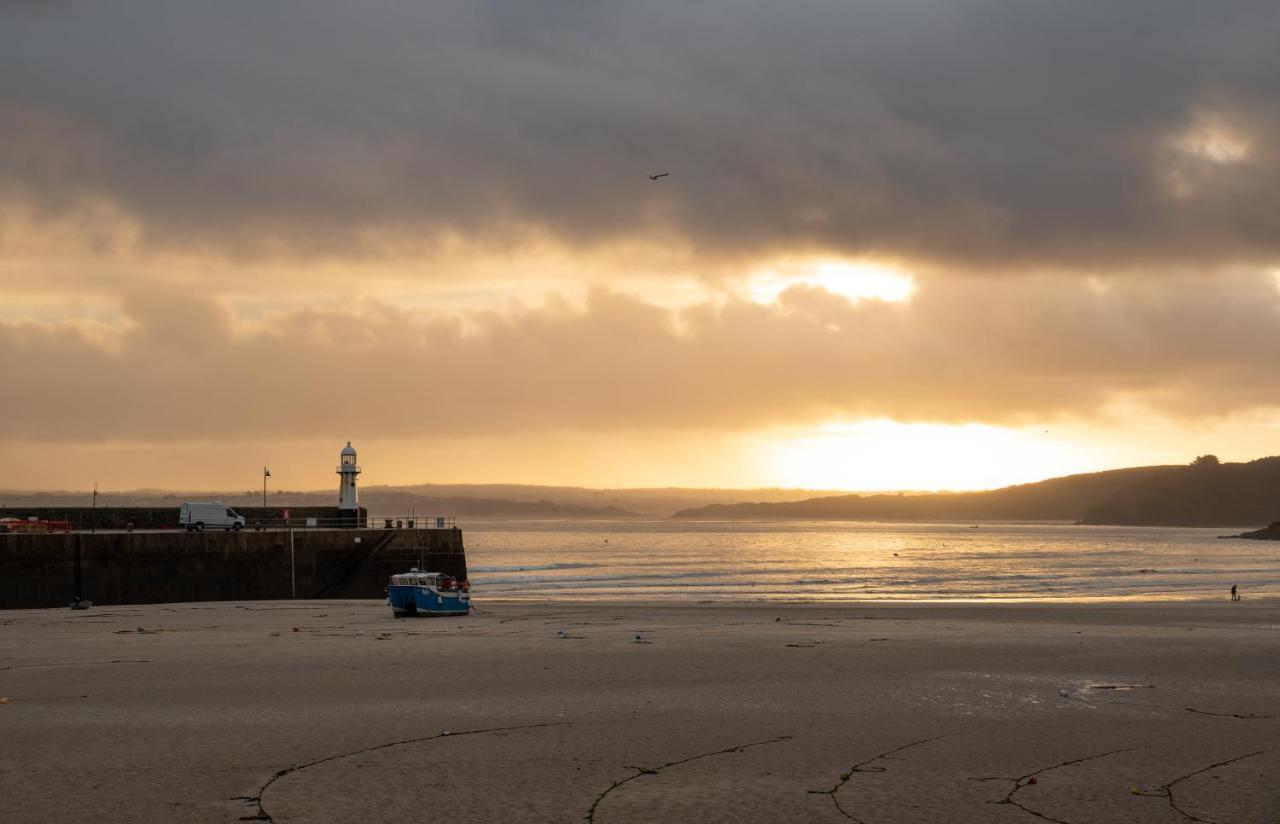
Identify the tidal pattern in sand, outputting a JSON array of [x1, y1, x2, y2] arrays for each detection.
[[465, 521, 1280, 602]]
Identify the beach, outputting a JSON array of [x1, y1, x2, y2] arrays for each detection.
[[2, 599, 1277, 823]]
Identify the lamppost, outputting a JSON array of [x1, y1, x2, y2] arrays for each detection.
[[71, 482, 96, 609], [262, 466, 270, 527]]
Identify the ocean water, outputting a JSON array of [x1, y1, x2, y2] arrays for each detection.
[[462, 520, 1280, 603]]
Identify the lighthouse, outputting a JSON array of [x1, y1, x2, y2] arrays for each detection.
[[337, 441, 361, 526]]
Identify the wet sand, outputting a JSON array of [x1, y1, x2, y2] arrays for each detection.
[[2, 599, 1278, 823]]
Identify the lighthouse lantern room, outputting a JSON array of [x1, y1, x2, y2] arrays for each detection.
[[337, 441, 361, 525]]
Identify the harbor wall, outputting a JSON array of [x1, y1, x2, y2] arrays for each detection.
[[0, 506, 364, 531], [0, 527, 466, 609]]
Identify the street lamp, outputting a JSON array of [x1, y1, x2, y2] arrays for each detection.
[[262, 466, 271, 527], [70, 481, 97, 608]]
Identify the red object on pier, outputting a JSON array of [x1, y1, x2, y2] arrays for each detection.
[[1, 518, 71, 534]]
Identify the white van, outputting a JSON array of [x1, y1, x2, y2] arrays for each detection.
[[179, 502, 246, 532]]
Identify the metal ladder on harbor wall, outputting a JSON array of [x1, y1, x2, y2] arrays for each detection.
[[312, 530, 400, 598]]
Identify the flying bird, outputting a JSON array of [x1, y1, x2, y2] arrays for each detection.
[[647, 172, 670, 181]]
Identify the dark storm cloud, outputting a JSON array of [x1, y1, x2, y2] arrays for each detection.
[[2, 0, 1278, 267]]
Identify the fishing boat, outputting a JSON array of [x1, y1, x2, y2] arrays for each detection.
[[387, 569, 471, 617]]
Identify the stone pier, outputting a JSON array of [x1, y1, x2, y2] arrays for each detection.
[[0, 527, 467, 609]]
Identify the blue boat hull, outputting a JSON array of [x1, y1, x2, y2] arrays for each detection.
[[388, 584, 470, 617]]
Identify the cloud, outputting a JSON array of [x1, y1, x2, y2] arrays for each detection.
[[0, 1, 1278, 269], [5, 1, 1279, 475], [3, 272, 1279, 443]]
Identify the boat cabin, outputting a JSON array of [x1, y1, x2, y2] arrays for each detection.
[[389, 569, 468, 592]]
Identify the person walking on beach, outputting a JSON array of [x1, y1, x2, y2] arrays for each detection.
[[1231, 584, 1239, 602]]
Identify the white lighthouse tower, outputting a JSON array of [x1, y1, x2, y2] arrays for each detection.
[[337, 441, 361, 526]]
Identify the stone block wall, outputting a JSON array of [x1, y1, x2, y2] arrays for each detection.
[[0, 527, 467, 609]]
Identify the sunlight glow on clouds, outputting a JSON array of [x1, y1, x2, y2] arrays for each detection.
[[1174, 118, 1251, 166], [4, 3, 1280, 491], [1162, 112, 1254, 201], [743, 259, 915, 305]]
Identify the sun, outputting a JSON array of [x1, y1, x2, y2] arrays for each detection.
[[765, 420, 1101, 492]]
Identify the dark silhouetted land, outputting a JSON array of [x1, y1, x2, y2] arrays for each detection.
[[674, 456, 1280, 527]]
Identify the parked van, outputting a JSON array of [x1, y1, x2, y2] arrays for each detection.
[[179, 502, 246, 532]]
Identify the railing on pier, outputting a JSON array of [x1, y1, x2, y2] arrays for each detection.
[[249, 515, 456, 530], [365, 515, 457, 530], [1, 513, 458, 533]]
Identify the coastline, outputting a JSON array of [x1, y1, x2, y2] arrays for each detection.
[[3, 598, 1277, 822], [473, 593, 1280, 606]]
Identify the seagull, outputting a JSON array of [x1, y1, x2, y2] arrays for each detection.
[[647, 172, 670, 181]]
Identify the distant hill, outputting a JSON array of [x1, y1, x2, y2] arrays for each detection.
[[673, 457, 1280, 527], [0, 483, 846, 520], [7, 459, 1278, 525], [361, 484, 850, 517], [1081, 456, 1280, 526], [0, 489, 640, 520]]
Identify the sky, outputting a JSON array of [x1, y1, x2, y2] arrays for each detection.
[[3, 1, 1280, 493]]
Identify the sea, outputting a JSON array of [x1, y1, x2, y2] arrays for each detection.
[[463, 520, 1280, 603]]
